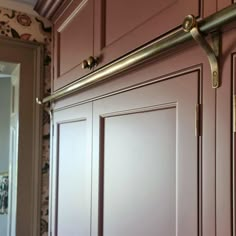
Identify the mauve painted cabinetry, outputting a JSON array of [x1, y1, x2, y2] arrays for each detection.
[[50, 33, 235, 235], [52, 0, 216, 90], [49, 1, 236, 236], [218, 0, 235, 10], [53, 0, 94, 90]]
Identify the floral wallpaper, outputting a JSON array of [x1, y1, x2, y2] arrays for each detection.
[[0, 7, 51, 236]]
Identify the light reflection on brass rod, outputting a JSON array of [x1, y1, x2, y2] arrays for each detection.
[[42, 3, 236, 104]]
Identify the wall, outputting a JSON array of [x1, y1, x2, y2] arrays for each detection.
[[0, 7, 51, 236], [0, 77, 11, 236]]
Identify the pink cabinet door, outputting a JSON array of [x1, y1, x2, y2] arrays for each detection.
[[52, 0, 218, 91], [94, 0, 216, 69], [53, 0, 94, 91], [50, 103, 92, 236], [91, 71, 203, 236]]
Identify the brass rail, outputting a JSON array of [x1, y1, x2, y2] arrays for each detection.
[[39, 3, 236, 104]]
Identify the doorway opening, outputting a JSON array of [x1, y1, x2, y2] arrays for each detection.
[[0, 35, 43, 236], [0, 61, 20, 236]]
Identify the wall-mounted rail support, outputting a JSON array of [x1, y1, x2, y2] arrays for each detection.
[[183, 15, 220, 88], [36, 3, 236, 104]]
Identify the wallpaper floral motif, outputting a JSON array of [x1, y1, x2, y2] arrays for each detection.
[[0, 7, 51, 236]]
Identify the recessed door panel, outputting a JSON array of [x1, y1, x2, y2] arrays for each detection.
[[103, 107, 177, 236], [105, 0, 176, 46], [57, 121, 89, 235]]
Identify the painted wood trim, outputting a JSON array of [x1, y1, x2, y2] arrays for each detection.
[[0, 36, 44, 236], [31, 44, 44, 236]]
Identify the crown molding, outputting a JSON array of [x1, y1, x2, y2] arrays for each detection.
[[34, 0, 71, 21]]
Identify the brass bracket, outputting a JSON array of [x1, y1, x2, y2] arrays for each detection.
[[183, 15, 220, 88], [36, 97, 53, 120], [36, 97, 42, 105], [45, 106, 53, 121]]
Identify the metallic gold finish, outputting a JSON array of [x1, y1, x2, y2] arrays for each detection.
[[39, 3, 236, 104], [233, 95, 236, 133], [82, 57, 99, 70], [183, 15, 220, 88], [195, 104, 200, 137], [87, 56, 98, 68], [183, 15, 197, 32], [81, 59, 89, 69], [211, 31, 220, 57], [36, 97, 42, 105]]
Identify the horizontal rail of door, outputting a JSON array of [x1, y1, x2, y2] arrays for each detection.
[[38, 3, 236, 104]]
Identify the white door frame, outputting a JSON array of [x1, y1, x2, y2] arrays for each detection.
[[8, 64, 20, 236]]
